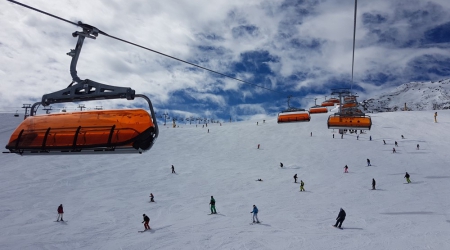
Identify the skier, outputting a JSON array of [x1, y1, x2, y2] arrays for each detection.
[[369, 136, 372, 141], [344, 165, 348, 173], [404, 172, 411, 183], [250, 205, 260, 223], [56, 204, 64, 222], [333, 134, 335, 139], [357, 135, 359, 140], [434, 112, 437, 123], [417, 144, 420, 150], [300, 180, 305, 192], [258, 144, 260, 149], [367, 159, 371, 166], [333, 208, 346, 228], [383, 140, 386, 145], [257, 178, 263, 181], [150, 193, 154, 202], [210, 196, 217, 214], [392, 147, 396, 153], [293, 174, 298, 183], [280, 162, 283, 168], [372, 178, 376, 190], [142, 214, 150, 230], [310, 132, 312, 137], [171, 165, 176, 173], [401, 135, 404, 139], [395, 141, 398, 147]]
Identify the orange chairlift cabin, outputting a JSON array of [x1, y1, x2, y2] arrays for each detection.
[[309, 98, 328, 114], [4, 23, 158, 155], [278, 96, 311, 123], [327, 89, 371, 130]]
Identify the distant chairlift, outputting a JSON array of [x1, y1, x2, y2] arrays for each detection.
[[309, 98, 328, 114], [278, 96, 311, 123], [327, 90, 371, 130]]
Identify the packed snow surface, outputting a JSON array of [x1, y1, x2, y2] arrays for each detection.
[[1, 110, 450, 250]]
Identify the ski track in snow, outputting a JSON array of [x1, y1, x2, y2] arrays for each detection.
[[1, 110, 450, 249]]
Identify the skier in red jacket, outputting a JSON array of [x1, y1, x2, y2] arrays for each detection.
[[57, 204, 64, 222]]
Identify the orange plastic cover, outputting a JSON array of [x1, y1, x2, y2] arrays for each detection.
[[278, 112, 311, 123], [327, 115, 372, 129], [321, 102, 334, 107], [309, 107, 328, 113], [6, 109, 154, 150]]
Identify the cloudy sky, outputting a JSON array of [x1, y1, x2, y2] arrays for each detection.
[[1, 0, 449, 121]]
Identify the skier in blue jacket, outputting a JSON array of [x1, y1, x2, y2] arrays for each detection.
[[251, 205, 260, 223]]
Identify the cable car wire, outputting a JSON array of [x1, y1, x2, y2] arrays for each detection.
[[7, 0, 285, 95], [351, 0, 357, 91]]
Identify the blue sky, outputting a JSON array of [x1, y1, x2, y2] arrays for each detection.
[[0, 0, 449, 121]]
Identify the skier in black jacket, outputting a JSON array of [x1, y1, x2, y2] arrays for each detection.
[[372, 178, 376, 190], [333, 208, 346, 228]]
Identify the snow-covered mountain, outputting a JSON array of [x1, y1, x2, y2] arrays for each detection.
[[361, 79, 450, 112]]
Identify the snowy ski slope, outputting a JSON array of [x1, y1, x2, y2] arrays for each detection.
[[0, 110, 449, 250]]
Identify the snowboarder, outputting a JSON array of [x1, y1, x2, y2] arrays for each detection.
[[404, 172, 411, 183], [333, 208, 346, 228], [150, 193, 154, 202], [280, 162, 283, 168], [293, 174, 297, 183], [367, 159, 371, 166], [250, 205, 260, 223], [142, 214, 150, 230], [417, 144, 420, 150], [257, 179, 263, 181], [395, 141, 398, 147], [56, 204, 64, 222], [171, 165, 176, 174], [372, 178, 376, 190], [300, 180, 305, 192], [392, 147, 396, 153], [344, 165, 348, 173], [434, 112, 438, 123], [210, 196, 217, 214]]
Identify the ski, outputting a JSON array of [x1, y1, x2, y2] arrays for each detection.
[[138, 229, 151, 233], [249, 221, 262, 225], [332, 225, 343, 230]]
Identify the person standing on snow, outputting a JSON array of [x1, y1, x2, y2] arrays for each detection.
[[293, 174, 298, 183], [367, 159, 371, 166], [372, 178, 376, 190], [392, 147, 396, 153], [251, 205, 260, 223], [210, 196, 217, 214], [172, 165, 176, 174], [142, 214, 150, 230], [404, 172, 411, 183], [150, 193, 154, 202], [333, 208, 346, 228], [56, 204, 64, 222], [383, 140, 386, 145], [417, 144, 420, 150], [434, 112, 438, 123], [280, 162, 283, 168], [395, 141, 398, 147], [300, 180, 305, 192], [344, 165, 349, 173]]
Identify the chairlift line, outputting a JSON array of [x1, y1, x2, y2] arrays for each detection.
[[6, 0, 282, 94]]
